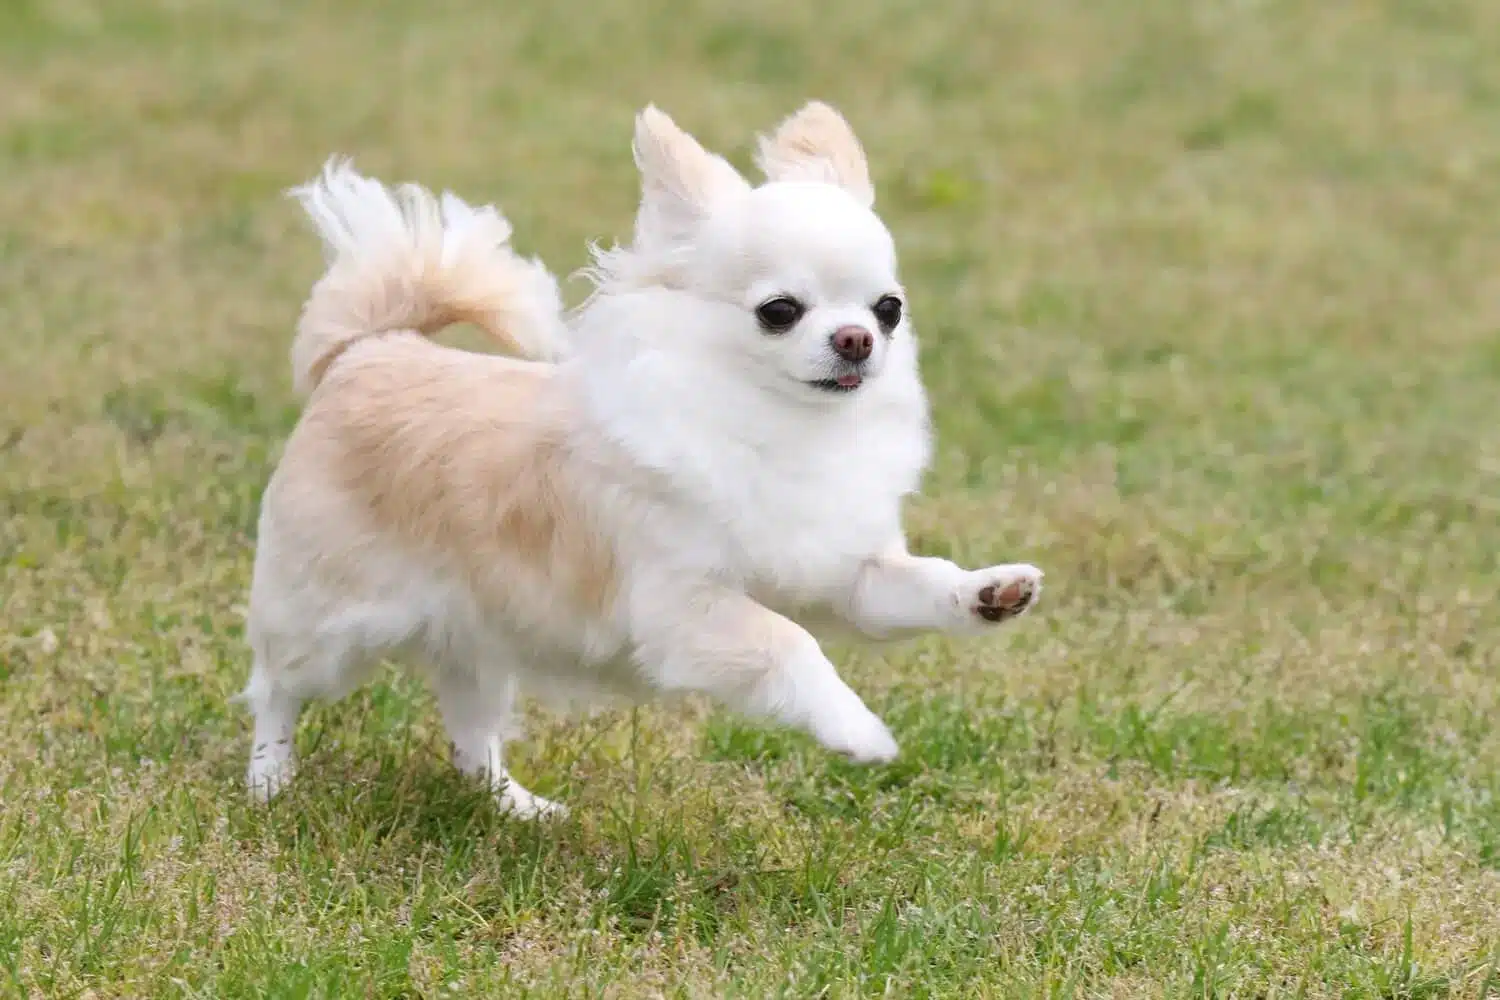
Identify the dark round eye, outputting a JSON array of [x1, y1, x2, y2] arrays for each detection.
[[872, 295, 903, 333], [755, 296, 804, 333]]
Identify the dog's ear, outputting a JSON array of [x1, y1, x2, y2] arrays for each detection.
[[632, 105, 748, 246], [755, 102, 874, 208]]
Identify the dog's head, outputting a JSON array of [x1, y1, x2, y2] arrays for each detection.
[[604, 103, 911, 402]]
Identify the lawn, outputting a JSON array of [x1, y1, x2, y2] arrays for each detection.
[[3, 0, 1500, 996]]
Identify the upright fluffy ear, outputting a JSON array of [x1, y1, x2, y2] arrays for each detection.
[[755, 101, 874, 208], [632, 105, 749, 246]]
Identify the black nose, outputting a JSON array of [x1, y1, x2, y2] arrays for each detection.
[[830, 326, 873, 363]]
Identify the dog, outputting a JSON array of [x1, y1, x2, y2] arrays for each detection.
[[241, 102, 1043, 817]]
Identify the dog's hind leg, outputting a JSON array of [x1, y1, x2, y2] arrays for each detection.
[[241, 654, 305, 803], [431, 665, 567, 820], [240, 595, 390, 802]]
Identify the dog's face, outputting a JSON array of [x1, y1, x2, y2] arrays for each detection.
[[708, 182, 903, 396], [626, 103, 912, 402]]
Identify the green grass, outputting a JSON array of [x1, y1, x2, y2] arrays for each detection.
[[4, 0, 1500, 995]]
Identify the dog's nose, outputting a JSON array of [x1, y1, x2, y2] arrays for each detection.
[[830, 326, 874, 363]]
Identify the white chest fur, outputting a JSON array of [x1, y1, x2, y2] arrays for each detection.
[[571, 361, 930, 601]]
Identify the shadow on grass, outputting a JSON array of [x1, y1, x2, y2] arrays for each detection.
[[227, 745, 894, 946]]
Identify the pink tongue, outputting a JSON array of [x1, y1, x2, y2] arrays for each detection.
[[837, 374, 862, 388]]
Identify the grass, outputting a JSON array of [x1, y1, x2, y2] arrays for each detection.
[[3, 0, 1500, 995]]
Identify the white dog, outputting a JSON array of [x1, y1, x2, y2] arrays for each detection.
[[241, 102, 1042, 817]]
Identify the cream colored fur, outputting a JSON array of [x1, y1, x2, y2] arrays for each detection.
[[290, 159, 567, 395], [755, 101, 875, 207], [242, 102, 1044, 818]]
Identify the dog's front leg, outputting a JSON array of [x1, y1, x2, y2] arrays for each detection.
[[631, 583, 898, 763], [843, 542, 1043, 639]]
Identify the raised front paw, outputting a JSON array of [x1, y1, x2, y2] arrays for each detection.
[[968, 563, 1043, 624]]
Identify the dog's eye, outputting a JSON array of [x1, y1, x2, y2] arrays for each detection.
[[755, 296, 804, 333], [872, 295, 903, 333]]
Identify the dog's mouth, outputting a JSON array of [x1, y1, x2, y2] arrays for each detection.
[[807, 373, 864, 393]]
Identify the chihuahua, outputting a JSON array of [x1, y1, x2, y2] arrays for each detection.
[[242, 103, 1042, 817]]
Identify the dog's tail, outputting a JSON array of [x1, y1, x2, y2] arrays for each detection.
[[287, 158, 566, 396]]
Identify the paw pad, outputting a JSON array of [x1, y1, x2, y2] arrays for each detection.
[[974, 575, 1039, 622]]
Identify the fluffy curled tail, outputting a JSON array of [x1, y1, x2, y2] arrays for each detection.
[[287, 158, 566, 395]]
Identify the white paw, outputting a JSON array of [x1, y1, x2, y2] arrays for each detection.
[[963, 563, 1043, 626], [496, 781, 569, 821], [813, 703, 899, 764], [246, 748, 296, 804]]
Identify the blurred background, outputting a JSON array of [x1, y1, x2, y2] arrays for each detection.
[[3, 1, 1499, 996]]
